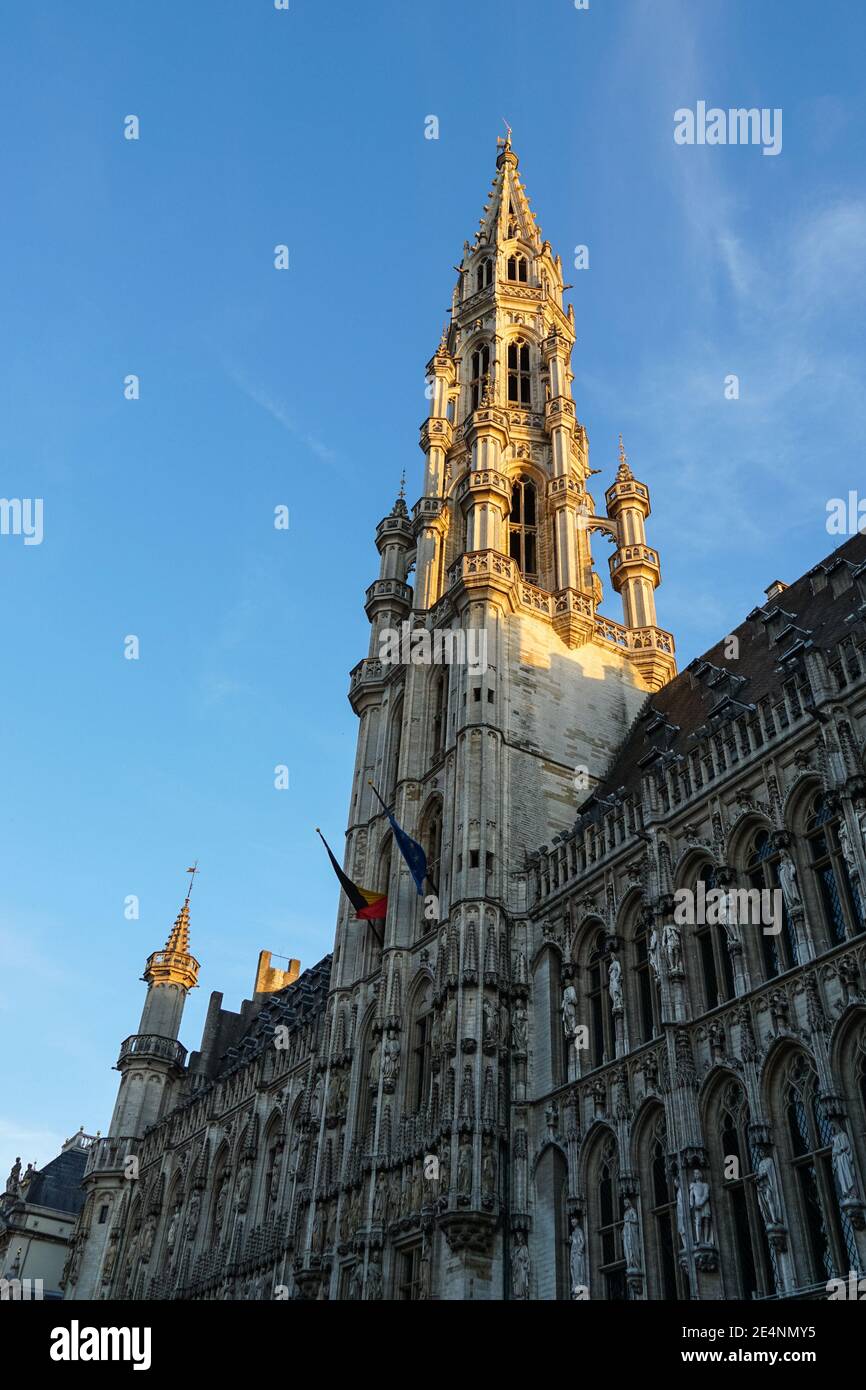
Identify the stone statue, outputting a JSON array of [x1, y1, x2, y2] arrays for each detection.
[[310, 1204, 323, 1255], [674, 1178, 687, 1247], [482, 997, 499, 1048], [165, 1207, 179, 1253], [481, 1139, 497, 1201], [383, 1034, 401, 1083], [622, 1197, 641, 1271], [348, 1263, 363, 1301], [608, 955, 623, 1012], [511, 1231, 530, 1299], [561, 982, 580, 1038], [236, 1162, 252, 1210], [569, 1215, 587, 1293], [457, 1139, 472, 1197], [648, 929, 662, 984], [689, 1169, 713, 1245], [310, 1073, 324, 1122], [663, 922, 682, 973], [366, 1257, 383, 1300], [442, 997, 457, 1048], [755, 1148, 783, 1228], [511, 1001, 528, 1052], [778, 853, 801, 910], [269, 1147, 283, 1201], [838, 820, 858, 878], [185, 1189, 201, 1240], [831, 1124, 858, 1202], [418, 1233, 432, 1300], [5, 1157, 21, 1195], [140, 1213, 156, 1262], [325, 1201, 336, 1250], [101, 1230, 119, 1282], [214, 1177, 229, 1232], [368, 1035, 381, 1083], [717, 890, 740, 945], [373, 1171, 387, 1225], [439, 1139, 451, 1196]]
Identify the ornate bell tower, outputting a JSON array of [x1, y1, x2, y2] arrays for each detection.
[[305, 136, 676, 1301]]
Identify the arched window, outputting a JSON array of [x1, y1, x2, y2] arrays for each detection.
[[470, 343, 490, 410], [633, 910, 659, 1043], [419, 799, 442, 896], [587, 929, 614, 1068], [475, 258, 493, 293], [507, 338, 531, 403], [534, 1146, 569, 1298], [745, 831, 797, 976], [805, 794, 863, 945], [642, 1111, 679, 1299], [386, 696, 403, 799], [431, 670, 448, 761], [694, 865, 734, 1010], [408, 980, 434, 1114], [506, 253, 527, 282], [262, 1125, 284, 1221], [509, 475, 537, 581], [712, 1081, 776, 1297], [355, 1019, 378, 1155], [593, 1134, 626, 1299], [778, 1052, 857, 1281]]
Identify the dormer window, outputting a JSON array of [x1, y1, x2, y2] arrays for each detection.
[[507, 338, 531, 404], [509, 475, 537, 581], [470, 344, 490, 410], [476, 258, 493, 293], [507, 253, 527, 283]]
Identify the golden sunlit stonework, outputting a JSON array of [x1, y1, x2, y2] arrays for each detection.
[[63, 139, 866, 1303]]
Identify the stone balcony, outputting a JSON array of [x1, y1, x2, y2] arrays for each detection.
[[83, 1135, 137, 1179], [116, 1033, 187, 1069]]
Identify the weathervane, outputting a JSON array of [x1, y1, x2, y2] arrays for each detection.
[[185, 862, 199, 903]]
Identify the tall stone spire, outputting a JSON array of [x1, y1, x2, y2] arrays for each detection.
[[107, 875, 201, 1140]]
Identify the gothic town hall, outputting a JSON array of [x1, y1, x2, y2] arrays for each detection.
[[63, 139, 866, 1301]]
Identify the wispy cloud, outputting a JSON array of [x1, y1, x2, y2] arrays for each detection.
[[222, 360, 347, 472]]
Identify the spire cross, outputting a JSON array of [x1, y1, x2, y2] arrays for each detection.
[[184, 862, 199, 904]]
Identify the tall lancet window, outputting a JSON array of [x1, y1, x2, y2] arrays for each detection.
[[476, 258, 493, 293], [509, 475, 537, 582], [507, 339, 531, 403], [506, 253, 527, 282], [745, 830, 797, 976], [805, 793, 863, 944], [470, 344, 490, 410]]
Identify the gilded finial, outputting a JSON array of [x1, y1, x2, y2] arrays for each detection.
[[398, 468, 406, 502], [616, 434, 633, 481]]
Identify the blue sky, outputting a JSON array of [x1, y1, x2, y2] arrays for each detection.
[[1, 0, 865, 1178]]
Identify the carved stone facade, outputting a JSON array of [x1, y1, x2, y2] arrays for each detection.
[[64, 139, 866, 1300]]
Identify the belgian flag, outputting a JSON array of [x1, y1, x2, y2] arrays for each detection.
[[316, 828, 387, 920]]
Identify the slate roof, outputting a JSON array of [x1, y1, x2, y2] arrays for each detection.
[[584, 530, 866, 812], [24, 1145, 89, 1216]]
